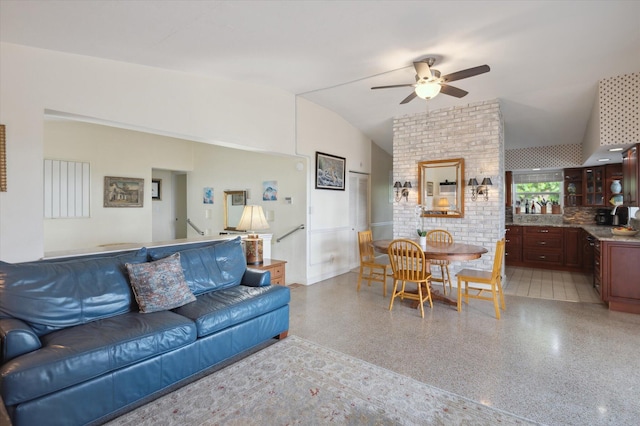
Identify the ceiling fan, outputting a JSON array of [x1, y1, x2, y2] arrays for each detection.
[[371, 57, 490, 104]]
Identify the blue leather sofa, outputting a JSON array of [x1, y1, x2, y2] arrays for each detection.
[[0, 237, 290, 426]]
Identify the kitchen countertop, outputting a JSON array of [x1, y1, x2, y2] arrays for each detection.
[[506, 222, 640, 243]]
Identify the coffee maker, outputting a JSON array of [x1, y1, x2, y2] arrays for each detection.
[[595, 208, 612, 225]]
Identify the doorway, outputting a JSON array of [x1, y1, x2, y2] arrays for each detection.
[[349, 172, 369, 269]]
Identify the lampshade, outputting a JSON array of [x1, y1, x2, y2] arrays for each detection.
[[468, 178, 479, 186], [236, 205, 269, 234], [393, 181, 402, 189], [481, 177, 493, 186], [437, 197, 450, 208], [403, 181, 412, 189], [414, 81, 441, 99]]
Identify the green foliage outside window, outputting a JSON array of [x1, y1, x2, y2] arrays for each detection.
[[515, 182, 561, 206]]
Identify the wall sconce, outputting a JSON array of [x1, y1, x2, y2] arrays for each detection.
[[393, 181, 412, 202], [469, 177, 492, 201]]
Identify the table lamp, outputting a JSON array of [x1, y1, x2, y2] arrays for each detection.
[[236, 205, 270, 264]]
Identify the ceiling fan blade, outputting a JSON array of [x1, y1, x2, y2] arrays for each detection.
[[371, 83, 415, 90], [439, 84, 468, 98], [400, 91, 418, 104], [441, 65, 490, 83], [413, 61, 432, 80]]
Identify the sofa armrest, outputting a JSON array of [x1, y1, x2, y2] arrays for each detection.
[[0, 318, 42, 363], [242, 269, 271, 287]]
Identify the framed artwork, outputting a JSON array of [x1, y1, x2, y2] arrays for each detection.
[[104, 176, 144, 207], [203, 187, 214, 204], [232, 192, 245, 205], [315, 151, 345, 191], [263, 180, 278, 201], [151, 179, 161, 200], [427, 181, 434, 196]]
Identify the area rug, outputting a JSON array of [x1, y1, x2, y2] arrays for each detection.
[[107, 336, 537, 425]]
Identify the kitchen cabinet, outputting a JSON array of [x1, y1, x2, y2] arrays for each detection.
[[564, 168, 583, 207], [523, 226, 563, 267], [622, 144, 638, 206], [584, 166, 605, 206], [581, 229, 594, 273], [604, 163, 623, 206], [563, 227, 581, 268], [601, 241, 640, 314], [505, 225, 522, 264]]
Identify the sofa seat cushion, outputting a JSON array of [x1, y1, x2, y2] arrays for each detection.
[[0, 310, 196, 406], [172, 285, 290, 337]]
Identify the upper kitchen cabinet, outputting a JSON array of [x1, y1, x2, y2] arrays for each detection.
[[584, 166, 605, 206], [622, 144, 639, 206], [564, 168, 583, 207], [604, 163, 623, 207]]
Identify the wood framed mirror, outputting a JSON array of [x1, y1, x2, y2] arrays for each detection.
[[223, 190, 247, 230], [418, 158, 465, 218]]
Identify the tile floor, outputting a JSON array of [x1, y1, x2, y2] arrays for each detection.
[[288, 269, 640, 426], [504, 266, 601, 303]]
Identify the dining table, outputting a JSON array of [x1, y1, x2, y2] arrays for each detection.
[[372, 238, 488, 307]]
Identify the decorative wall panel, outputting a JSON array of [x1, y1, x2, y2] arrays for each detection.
[[505, 144, 582, 170], [599, 72, 639, 145]]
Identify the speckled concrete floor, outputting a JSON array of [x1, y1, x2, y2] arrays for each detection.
[[288, 272, 640, 426]]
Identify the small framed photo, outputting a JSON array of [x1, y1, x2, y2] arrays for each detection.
[[151, 179, 161, 200], [203, 187, 214, 204], [427, 181, 434, 196], [232, 192, 245, 205], [315, 151, 346, 191], [104, 176, 144, 208]]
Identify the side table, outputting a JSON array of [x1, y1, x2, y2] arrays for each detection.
[[252, 258, 287, 286]]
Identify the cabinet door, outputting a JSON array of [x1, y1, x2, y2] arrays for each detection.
[[564, 168, 583, 207], [563, 228, 581, 268], [622, 145, 638, 205], [584, 166, 605, 206]]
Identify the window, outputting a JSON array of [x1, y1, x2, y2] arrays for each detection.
[[513, 171, 562, 212]]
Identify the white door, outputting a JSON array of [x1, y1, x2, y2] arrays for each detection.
[[349, 172, 369, 269]]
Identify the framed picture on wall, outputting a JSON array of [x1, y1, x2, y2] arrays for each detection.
[[315, 151, 345, 190], [104, 176, 144, 207], [232, 192, 245, 205], [151, 179, 161, 200], [427, 181, 434, 196]]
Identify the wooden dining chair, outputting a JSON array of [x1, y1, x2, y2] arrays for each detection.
[[455, 239, 506, 319], [357, 230, 391, 297], [387, 239, 433, 318], [425, 229, 453, 295]]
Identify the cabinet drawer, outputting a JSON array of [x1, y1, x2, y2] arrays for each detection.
[[505, 226, 522, 235], [270, 265, 284, 280], [524, 236, 562, 249], [524, 250, 563, 265], [523, 226, 562, 236], [505, 235, 522, 246]]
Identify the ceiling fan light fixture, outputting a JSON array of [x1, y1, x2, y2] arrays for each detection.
[[414, 81, 441, 99]]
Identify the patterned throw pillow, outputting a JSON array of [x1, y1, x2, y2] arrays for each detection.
[[126, 253, 196, 313]]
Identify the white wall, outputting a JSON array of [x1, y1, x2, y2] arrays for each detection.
[[0, 42, 295, 262], [296, 98, 373, 284]]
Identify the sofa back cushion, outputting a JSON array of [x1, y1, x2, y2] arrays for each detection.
[[0, 249, 147, 336], [148, 238, 246, 295]]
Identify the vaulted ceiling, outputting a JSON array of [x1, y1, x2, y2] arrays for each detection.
[[1, 1, 639, 166]]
